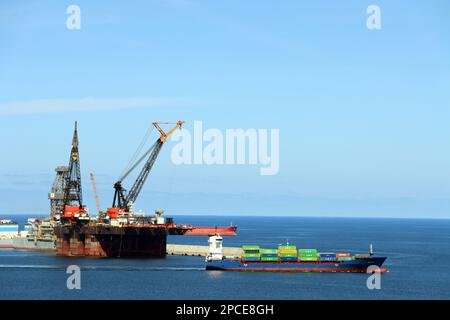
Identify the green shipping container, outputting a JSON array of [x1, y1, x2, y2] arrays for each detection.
[[260, 249, 278, 254], [261, 257, 279, 262], [242, 253, 261, 258], [300, 257, 318, 261], [299, 249, 317, 254], [278, 245, 297, 251], [242, 245, 260, 251], [279, 253, 297, 258]]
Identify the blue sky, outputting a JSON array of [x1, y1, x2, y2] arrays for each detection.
[[0, 0, 449, 218]]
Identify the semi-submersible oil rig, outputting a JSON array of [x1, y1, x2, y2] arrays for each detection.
[[48, 121, 236, 257]]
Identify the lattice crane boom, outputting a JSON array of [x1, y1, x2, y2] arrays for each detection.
[[90, 172, 101, 214], [112, 120, 184, 211]]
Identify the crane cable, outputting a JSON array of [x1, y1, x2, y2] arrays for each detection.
[[119, 125, 154, 181], [120, 140, 158, 183]]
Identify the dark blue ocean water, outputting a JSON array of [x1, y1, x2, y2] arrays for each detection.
[[1, 215, 450, 300]]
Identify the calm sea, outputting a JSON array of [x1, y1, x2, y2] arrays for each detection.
[[1, 215, 449, 300]]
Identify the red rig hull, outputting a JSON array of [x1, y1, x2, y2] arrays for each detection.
[[54, 223, 237, 257], [54, 223, 190, 257]]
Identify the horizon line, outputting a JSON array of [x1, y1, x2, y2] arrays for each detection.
[[1, 213, 449, 220]]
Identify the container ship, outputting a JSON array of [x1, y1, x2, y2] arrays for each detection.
[[205, 236, 387, 273]]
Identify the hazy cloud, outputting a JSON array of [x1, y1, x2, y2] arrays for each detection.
[[0, 173, 54, 189]]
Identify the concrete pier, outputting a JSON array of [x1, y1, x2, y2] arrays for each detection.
[[166, 244, 242, 258]]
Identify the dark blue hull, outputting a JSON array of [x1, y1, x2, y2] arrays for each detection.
[[206, 257, 387, 272]]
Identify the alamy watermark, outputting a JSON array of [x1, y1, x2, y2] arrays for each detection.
[[170, 121, 280, 176], [66, 5, 81, 30], [366, 5, 381, 30], [366, 265, 382, 290], [66, 265, 81, 290]]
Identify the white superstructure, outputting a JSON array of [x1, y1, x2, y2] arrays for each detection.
[[206, 235, 223, 262]]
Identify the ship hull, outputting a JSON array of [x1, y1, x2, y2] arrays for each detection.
[[184, 226, 237, 236], [54, 224, 188, 257], [0, 238, 13, 248], [206, 257, 387, 272], [12, 237, 56, 251]]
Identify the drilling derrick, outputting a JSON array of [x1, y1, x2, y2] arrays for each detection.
[[60, 121, 87, 223]]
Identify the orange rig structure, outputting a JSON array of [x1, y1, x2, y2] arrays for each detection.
[[53, 121, 236, 257]]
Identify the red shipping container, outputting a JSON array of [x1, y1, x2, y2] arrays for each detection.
[[336, 252, 351, 257]]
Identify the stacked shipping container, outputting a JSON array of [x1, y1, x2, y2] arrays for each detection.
[[299, 249, 318, 261], [278, 245, 298, 262], [242, 245, 261, 261], [260, 248, 278, 262], [241, 245, 359, 263], [336, 252, 353, 261], [318, 253, 337, 262]]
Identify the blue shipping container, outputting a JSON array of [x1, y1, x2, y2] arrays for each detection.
[[261, 254, 278, 258], [319, 257, 336, 261], [279, 257, 298, 262], [242, 257, 260, 261], [319, 253, 336, 261]]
